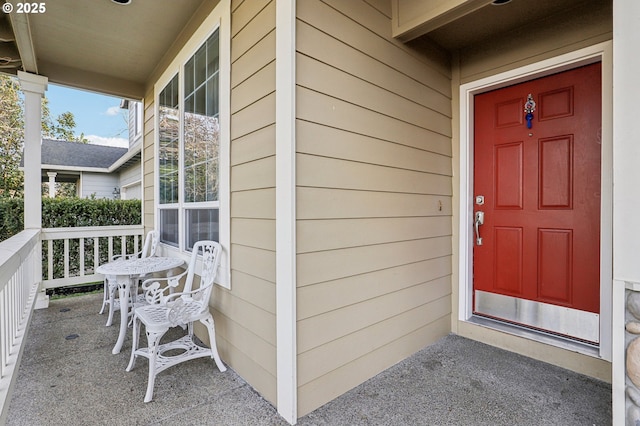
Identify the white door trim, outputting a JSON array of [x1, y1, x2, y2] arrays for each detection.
[[458, 41, 613, 361]]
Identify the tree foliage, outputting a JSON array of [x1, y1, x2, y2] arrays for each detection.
[[42, 98, 89, 142], [0, 74, 87, 198], [0, 76, 24, 198]]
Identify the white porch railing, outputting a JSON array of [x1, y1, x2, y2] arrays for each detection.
[[0, 224, 144, 422], [0, 229, 40, 424], [41, 225, 144, 290]]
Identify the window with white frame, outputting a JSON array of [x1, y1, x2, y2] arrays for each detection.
[[133, 101, 143, 139], [155, 1, 230, 287]]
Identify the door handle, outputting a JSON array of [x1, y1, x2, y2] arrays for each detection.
[[474, 211, 484, 246]]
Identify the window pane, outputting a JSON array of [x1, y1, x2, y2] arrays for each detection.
[[194, 44, 207, 89], [195, 85, 206, 116], [185, 94, 194, 116], [158, 75, 179, 205], [183, 29, 220, 204], [186, 208, 219, 250], [207, 31, 219, 75], [206, 74, 218, 117], [160, 209, 179, 247], [185, 58, 194, 96]]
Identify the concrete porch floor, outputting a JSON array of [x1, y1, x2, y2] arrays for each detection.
[[7, 292, 611, 425]]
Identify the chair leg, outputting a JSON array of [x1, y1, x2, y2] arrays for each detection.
[[99, 278, 108, 314], [144, 329, 165, 403], [201, 315, 227, 372], [127, 278, 142, 327], [105, 281, 117, 327], [126, 315, 141, 372]]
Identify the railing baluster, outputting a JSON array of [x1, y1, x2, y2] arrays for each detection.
[[16, 268, 23, 342], [4, 282, 9, 362], [37, 225, 143, 289], [6, 276, 13, 357], [94, 237, 99, 272], [1, 289, 5, 378], [64, 239, 70, 279], [8, 277, 14, 350], [15, 269, 22, 336], [79, 237, 85, 276], [3, 288, 7, 377], [4, 287, 8, 375], [47, 240, 53, 281]]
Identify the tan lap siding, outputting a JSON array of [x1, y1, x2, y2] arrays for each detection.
[[296, 0, 453, 416], [211, 0, 278, 405], [142, 95, 155, 231]]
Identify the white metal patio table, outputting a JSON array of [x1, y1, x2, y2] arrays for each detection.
[[96, 256, 185, 354]]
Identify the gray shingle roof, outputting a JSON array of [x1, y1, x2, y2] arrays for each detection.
[[23, 139, 128, 169]]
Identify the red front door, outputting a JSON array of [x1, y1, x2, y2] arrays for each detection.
[[473, 63, 601, 341]]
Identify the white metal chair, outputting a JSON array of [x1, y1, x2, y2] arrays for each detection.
[[99, 230, 159, 326], [126, 240, 227, 402]]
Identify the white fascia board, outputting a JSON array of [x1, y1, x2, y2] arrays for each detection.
[[108, 145, 142, 173], [40, 165, 109, 173]]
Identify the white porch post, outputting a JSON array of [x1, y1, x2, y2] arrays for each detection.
[[612, 1, 640, 424], [47, 172, 57, 198], [18, 71, 48, 309], [18, 71, 47, 228]]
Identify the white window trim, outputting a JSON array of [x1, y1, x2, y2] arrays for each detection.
[[458, 41, 613, 360], [154, 0, 231, 288]]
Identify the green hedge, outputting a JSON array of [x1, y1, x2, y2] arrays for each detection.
[[1, 197, 142, 280], [1, 197, 142, 282], [0, 197, 141, 241], [0, 197, 24, 241], [41, 197, 141, 228]]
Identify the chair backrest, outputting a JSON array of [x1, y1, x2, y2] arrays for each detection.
[[183, 240, 222, 295], [140, 230, 160, 258], [166, 240, 222, 325]]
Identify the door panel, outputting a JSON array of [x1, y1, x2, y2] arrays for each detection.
[[539, 136, 573, 208], [493, 226, 522, 294], [494, 142, 523, 209], [538, 228, 572, 303], [473, 63, 601, 340]]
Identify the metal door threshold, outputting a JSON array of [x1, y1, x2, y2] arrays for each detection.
[[474, 290, 600, 344], [468, 314, 600, 358]]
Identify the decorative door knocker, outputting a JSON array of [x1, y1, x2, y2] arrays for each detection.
[[524, 94, 536, 129]]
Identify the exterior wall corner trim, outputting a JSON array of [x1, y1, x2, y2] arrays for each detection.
[[275, 0, 297, 423]]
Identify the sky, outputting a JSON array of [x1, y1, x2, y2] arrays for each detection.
[[46, 84, 129, 148]]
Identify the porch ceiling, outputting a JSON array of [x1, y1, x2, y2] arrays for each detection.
[[0, 0, 605, 98], [0, 0, 209, 99], [417, 0, 604, 50]]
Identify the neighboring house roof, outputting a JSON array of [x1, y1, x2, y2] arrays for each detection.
[[40, 139, 127, 169], [20, 139, 140, 173]]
